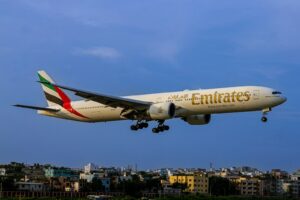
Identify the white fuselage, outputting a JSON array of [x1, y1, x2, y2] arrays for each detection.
[[38, 86, 286, 122]]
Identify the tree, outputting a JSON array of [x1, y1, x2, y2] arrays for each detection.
[[208, 176, 238, 196], [0, 177, 16, 191], [171, 182, 188, 191], [90, 178, 105, 192], [80, 178, 105, 192]]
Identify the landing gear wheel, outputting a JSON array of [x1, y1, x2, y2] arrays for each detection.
[[131, 125, 138, 131], [141, 122, 148, 128], [158, 126, 165, 132], [152, 128, 159, 133], [136, 124, 141, 129], [261, 116, 268, 123], [152, 120, 170, 133], [164, 125, 170, 131], [130, 121, 149, 131]]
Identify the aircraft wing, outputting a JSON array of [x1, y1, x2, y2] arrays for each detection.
[[43, 83, 152, 110]]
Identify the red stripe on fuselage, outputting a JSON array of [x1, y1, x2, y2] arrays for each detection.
[[54, 86, 89, 119]]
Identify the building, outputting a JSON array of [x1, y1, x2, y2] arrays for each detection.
[[159, 168, 174, 177], [80, 173, 111, 192], [65, 181, 81, 192], [271, 169, 289, 179], [16, 182, 46, 192], [239, 178, 262, 196], [193, 173, 209, 194], [169, 174, 193, 192], [159, 186, 181, 196], [84, 163, 98, 174], [291, 170, 300, 181], [80, 173, 104, 183], [22, 166, 46, 180], [169, 173, 209, 194], [44, 167, 78, 179], [290, 171, 300, 197], [0, 168, 6, 176]]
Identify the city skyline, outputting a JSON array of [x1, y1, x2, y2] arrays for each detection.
[[0, 161, 297, 174], [1, 161, 299, 197], [0, 0, 299, 171]]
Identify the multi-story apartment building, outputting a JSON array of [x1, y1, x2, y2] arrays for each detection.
[[169, 174, 193, 192], [271, 169, 289, 179], [193, 173, 209, 194], [169, 173, 209, 194], [290, 170, 300, 197], [239, 178, 262, 196]]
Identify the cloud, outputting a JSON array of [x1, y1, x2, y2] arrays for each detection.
[[73, 47, 121, 60], [248, 67, 287, 80], [147, 42, 179, 63]]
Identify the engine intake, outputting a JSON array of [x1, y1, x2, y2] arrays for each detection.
[[148, 102, 176, 120]]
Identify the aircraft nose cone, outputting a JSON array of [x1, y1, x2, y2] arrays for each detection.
[[281, 96, 287, 104]]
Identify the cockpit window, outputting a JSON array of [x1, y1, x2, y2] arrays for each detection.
[[272, 91, 282, 95]]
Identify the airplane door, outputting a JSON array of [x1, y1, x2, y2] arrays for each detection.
[[253, 89, 260, 100]]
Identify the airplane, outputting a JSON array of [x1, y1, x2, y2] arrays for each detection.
[[15, 71, 287, 133]]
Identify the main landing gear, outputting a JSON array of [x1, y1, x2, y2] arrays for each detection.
[[130, 120, 170, 133], [261, 108, 271, 123], [152, 120, 170, 134], [130, 121, 149, 131]]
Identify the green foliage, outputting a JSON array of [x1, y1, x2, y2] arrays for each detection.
[[80, 178, 105, 192], [0, 176, 16, 191], [115, 179, 144, 197], [112, 175, 162, 198], [170, 182, 187, 190], [208, 176, 239, 196]]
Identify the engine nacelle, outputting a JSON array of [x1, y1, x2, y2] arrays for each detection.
[[148, 102, 176, 120], [183, 114, 211, 125]]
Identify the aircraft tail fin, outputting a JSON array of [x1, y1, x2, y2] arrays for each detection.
[[38, 70, 71, 107]]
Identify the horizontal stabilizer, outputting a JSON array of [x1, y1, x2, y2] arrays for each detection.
[[14, 104, 60, 112]]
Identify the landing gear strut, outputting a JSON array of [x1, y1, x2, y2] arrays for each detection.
[[130, 121, 149, 131], [152, 120, 170, 134], [261, 108, 271, 123]]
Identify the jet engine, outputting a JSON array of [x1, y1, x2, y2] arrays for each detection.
[[148, 102, 176, 120], [183, 114, 211, 125]]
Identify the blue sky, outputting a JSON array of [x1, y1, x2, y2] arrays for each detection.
[[0, 0, 299, 172]]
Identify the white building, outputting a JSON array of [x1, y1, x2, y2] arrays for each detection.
[[80, 173, 103, 183], [84, 163, 98, 174], [0, 168, 6, 176]]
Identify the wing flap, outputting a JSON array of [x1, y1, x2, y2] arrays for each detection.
[[14, 104, 60, 112]]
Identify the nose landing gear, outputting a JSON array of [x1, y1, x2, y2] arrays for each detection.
[[261, 116, 268, 122], [261, 108, 271, 123]]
